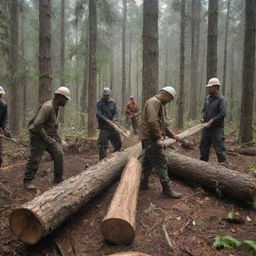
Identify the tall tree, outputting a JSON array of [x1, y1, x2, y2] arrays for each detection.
[[20, 0, 26, 128], [177, 0, 185, 129], [59, 0, 65, 123], [189, 0, 201, 120], [87, 0, 97, 137], [9, 0, 19, 134], [122, 0, 127, 111], [206, 0, 218, 81], [128, 31, 132, 97], [239, 0, 255, 143], [39, 0, 52, 105], [142, 0, 158, 108], [222, 0, 231, 96]]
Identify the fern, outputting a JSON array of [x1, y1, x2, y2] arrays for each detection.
[[213, 236, 241, 250], [242, 240, 256, 256]]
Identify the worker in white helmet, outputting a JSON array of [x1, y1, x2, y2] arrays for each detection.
[[0, 86, 13, 168], [139, 86, 182, 199], [200, 78, 228, 167], [23, 87, 71, 190]]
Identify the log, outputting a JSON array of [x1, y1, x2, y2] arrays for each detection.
[[227, 147, 256, 156], [102, 157, 141, 244], [108, 252, 151, 256], [101, 122, 209, 245], [166, 152, 256, 204], [9, 144, 141, 245]]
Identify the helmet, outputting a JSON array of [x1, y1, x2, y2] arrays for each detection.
[[103, 87, 111, 95], [130, 96, 134, 100], [55, 87, 71, 100], [160, 86, 176, 98], [0, 87, 5, 95], [206, 78, 221, 87]]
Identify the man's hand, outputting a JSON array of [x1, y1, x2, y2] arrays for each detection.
[[156, 138, 165, 148], [206, 119, 214, 128], [173, 135, 180, 142], [201, 119, 205, 123], [45, 136, 56, 145]]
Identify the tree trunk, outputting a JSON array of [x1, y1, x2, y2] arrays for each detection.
[[87, 0, 97, 137], [177, 0, 185, 129], [167, 152, 256, 204], [39, 0, 52, 106], [9, 0, 19, 135], [10, 144, 142, 245], [102, 157, 141, 245], [189, 0, 201, 120], [122, 0, 127, 111], [128, 31, 132, 98], [206, 0, 218, 81], [239, 0, 255, 143], [142, 0, 158, 108], [59, 0, 65, 123], [222, 0, 231, 96], [20, 0, 27, 128]]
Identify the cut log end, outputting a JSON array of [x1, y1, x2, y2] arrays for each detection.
[[9, 208, 44, 245], [102, 218, 135, 245]]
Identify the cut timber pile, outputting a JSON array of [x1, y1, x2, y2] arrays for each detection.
[[166, 152, 256, 203], [10, 144, 141, 244], [102, 157, 141, 244]]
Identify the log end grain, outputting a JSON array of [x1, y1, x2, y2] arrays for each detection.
[[102, 218, 135, 245], [9, 208, 44, 244]]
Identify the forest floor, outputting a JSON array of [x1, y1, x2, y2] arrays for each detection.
[[0, 131, 255, 256]]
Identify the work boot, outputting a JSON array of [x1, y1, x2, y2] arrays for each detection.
[[54, 176, 64, 184], [161, 180, 182, 199], [162, 189, 183, 199], [24, 182, 36, 190]]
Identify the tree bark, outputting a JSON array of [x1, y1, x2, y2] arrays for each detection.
[[177, 0, 185, 129], [189, 0, 201, 120], [222, 0, 231, 96], [87, 0, 97, 137], [10, 144, 142, 245], [59, 0, 65, 123], [206, 0, 218, 81], [122, 0, 127, 111], [239, 0, 255, 143], [142, 0, 158, 108], [9, 0, 20, 134], [39, 0, 52, 106], [102, 157, 141, 245], [167, 152, 256, 204]]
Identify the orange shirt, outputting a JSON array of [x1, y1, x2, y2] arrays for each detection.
[[125, 101, 139, 115]]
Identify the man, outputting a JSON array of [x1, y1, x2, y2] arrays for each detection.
[[96, 87, 122, 160], [140, 86, 182, 199], [0, 87, 13, 168], [125, 96, 140, 135], [200, 77, 228, 166], [23, 87, 71, 190]]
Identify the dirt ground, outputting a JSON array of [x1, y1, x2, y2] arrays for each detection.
[[0, 134, 255, 256]]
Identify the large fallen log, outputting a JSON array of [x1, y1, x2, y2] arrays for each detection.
[[101, 123, 209, 245], [166, 152, 256, 204], [9, 144, 141, 245], [108, 252, 151, 256], [102, 157, 141, 244]]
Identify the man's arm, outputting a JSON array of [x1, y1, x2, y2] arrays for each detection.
[[147, 100, 162, 140], [96, 101, 107, 121], [1, 104, 12, 138], [29, 105, 54, 143], [212, 97, 227, 122]]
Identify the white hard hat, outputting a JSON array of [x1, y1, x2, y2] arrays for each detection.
[[55, 87, 71, 100], [0, 87, 5, 95], [206, 78, 221, 87], [160, 86, 176, 98]]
